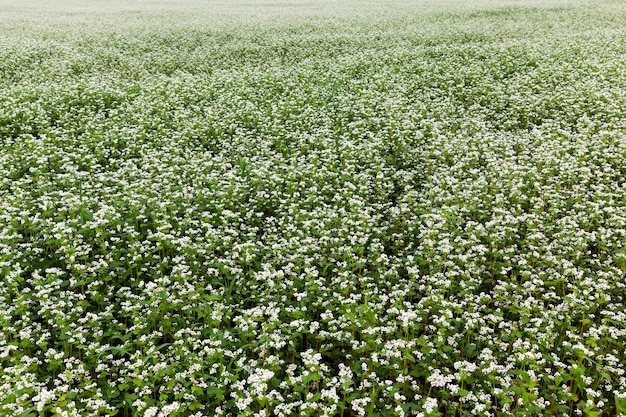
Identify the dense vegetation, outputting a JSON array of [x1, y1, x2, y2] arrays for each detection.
[[1, 0, 625, 415]]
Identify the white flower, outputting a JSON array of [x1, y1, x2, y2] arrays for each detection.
[[144, 407, 159, 417], [423, 397, 438, 414]]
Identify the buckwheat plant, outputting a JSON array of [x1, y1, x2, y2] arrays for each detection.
[[1, 0, 625, 416]]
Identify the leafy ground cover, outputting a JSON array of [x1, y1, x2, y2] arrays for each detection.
[[1, 0, 626, 416]]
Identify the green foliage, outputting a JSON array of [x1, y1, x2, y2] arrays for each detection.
[[1, 0, 626, 415]]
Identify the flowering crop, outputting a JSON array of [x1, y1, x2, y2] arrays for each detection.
[[1, 0, 626, 416]]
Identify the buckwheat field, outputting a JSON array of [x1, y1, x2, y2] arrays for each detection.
[[1, 0, 626, 415]]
